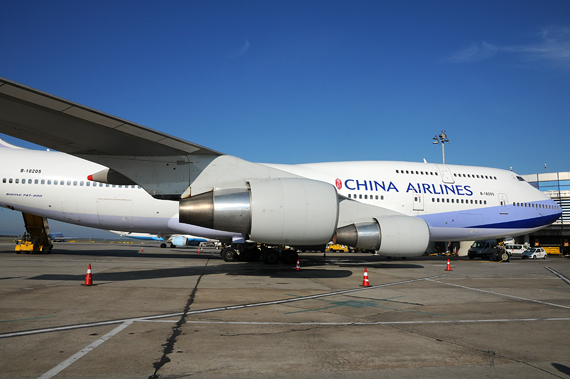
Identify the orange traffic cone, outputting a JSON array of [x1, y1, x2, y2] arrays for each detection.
[[446, 259, 452, 271], [140, 247, 144, 253], [82, 264, 93, 286], [361, 268, 370, 287], [296, 259, 300, 271], [198, 248, 201, 254]]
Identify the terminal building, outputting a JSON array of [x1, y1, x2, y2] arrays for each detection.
[[520, 171, 570, 255]]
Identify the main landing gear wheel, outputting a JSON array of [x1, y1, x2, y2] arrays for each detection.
[[239, 248, 261, 262], [262, 249, 280, 265], [281, 250, 299, 265], [221, 247, 238, 262]]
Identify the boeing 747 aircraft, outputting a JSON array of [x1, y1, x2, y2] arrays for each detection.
[[0, 77, 562, 264]]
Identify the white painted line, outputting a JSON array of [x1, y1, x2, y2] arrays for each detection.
[[0, 312, 183, 339], [183, 317, 570, 326], [545, 266, 570, 286], [37, 321, 134, 379], [428, 279, 570, 310], [183, 275, 445, 316]]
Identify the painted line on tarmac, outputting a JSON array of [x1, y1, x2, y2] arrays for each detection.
[[0, 312, 183, 339], [0, 275, 444, 339], [182, 317, 570, 326], [545, 266, 570, 286], [182, 275, 446, 316], [428, 279, 570, 310], [37, 321, 134, 379]]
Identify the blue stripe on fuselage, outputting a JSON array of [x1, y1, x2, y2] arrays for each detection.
[[420, 204, 561, 230]]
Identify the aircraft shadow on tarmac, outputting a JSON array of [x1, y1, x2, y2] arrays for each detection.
[[27, 264, 354, 282], [552, 363, 570, 376]]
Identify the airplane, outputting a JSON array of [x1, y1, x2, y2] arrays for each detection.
[[109, 230, 218, 248], [0, 77, 562, 265]]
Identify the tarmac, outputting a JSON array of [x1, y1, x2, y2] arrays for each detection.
[[1, 242, 569, 379]]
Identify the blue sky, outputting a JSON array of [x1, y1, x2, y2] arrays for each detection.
[[1, 0, 569, 236]]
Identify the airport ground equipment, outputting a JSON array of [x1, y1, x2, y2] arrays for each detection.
[[15, 212, 53, 253]]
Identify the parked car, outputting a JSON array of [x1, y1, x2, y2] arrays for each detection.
[[521, 248, 547, 259], [504, 244, 529, 257]]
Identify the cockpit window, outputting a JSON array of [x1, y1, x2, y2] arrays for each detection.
[[516, 176, 525, 182]]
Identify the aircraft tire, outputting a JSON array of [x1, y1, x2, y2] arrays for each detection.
[[262, 249, 280, 265], [239, 248, 259, 262], [281, 250, 298, 265], [222, 247, 238, 262], [160, 243, 167, 248]]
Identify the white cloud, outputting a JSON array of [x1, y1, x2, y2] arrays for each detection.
[[234, 39, 250, 58], [447, 41, 498, 63], [447, 27, 570, 68], [503, 27, 570, 67]]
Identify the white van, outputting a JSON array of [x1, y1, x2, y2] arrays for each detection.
[[504, 244, 528, 257]]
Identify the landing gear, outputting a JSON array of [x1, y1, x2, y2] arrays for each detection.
[[221, 247, 239, 262], [239, 247, 261, 262], [160, 243, 167, 248], [281, 250, 299, 265], [262, 248, 280, 264]]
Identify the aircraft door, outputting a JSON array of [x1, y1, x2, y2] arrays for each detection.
[[498, 193, 508, 214], [413, 193, 424, 211], [436, 165, 455, 184]]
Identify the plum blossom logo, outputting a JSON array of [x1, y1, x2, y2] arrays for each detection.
[[335, 178, 342, 190]]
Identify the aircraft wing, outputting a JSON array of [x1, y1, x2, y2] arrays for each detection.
[[0, 77, 221, 157]]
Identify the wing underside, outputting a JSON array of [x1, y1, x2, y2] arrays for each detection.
[[0, 77, 221, 157]]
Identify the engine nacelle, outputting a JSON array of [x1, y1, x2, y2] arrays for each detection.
[[335, 216, 430, 256], [179, 178, 339, 245]]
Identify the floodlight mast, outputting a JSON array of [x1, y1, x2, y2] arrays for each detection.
[[432, 131, 449, 164]]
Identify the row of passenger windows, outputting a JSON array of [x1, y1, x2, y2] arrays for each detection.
[[513, 202, 558, 210], [395, 169, 497, 180], [432, 197, 487, 205], [2, 177, 140, 189], [348, 193, 384, 200]]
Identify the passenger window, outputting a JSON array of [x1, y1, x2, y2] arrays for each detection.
[[73, 181, 77, 186], [86, 182, 90, 187], [67, 181, 71, 185], [2, 178, 5, 183], [80, 181, 84, 186], [359, 194, 362, 199], [47, 180, 51, 185], [9, 178, 13, 183], [15, 179, 19, 184], [41, 179, 45, 184], [34, 179, 38, 184]]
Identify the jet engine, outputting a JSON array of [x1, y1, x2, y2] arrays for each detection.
[[179, 178, 339, 245], [335, 216, 430, 256]]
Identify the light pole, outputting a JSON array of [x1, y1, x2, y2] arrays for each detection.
[[433, 130, 449, 164]]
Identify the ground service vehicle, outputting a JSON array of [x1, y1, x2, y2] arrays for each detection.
[[522, 248, 547, 259]]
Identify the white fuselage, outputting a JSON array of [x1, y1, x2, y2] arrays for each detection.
[[0, 147, 561, 243]]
